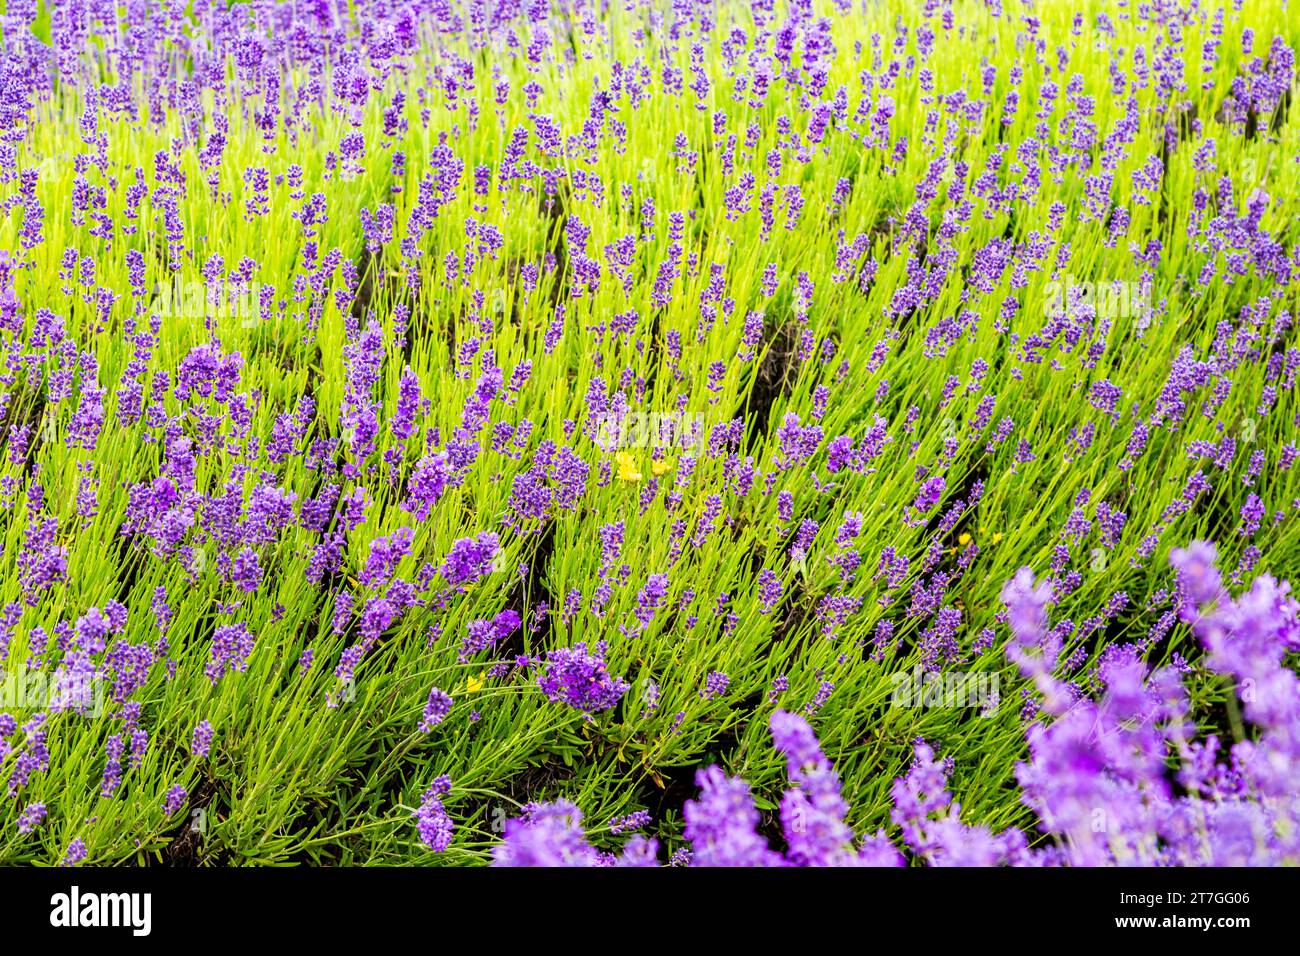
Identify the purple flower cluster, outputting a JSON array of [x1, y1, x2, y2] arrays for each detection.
[[458, 609, 521, 662], [191, 720, 214, 759], [419, 687, 454, 732], [492, 801, 658, 867], [413, 775, 454, 853], [162, 785, 189, 816], [206, 623, 255, 684], [494, 709, 900, 867], [440, 532, 499, 588], [16, 802, 46, 835], [490, 545, 1300, 866], [535, 642, 629, 715]]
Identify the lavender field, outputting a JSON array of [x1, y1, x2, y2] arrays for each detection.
[[0, 0, 1298, 867]]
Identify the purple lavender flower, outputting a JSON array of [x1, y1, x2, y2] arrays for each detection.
[[699, 670, 730, 701], [16, 802, 46, 835], [458, 609, 521, 662], [61, 838, 87, 867], [683, 767, 784, 867], [441, 532, 499, 587], [420, 687, 454, 731], [162, 785, 188, 815], [206, 623, 255, 684], [414, 775, 454, 852], [608, 810, 652, 834], [493, 801, 597, 867], [770, 710, 859, 866], [191, 720, 214, 758], [536, 643, 629, 714]]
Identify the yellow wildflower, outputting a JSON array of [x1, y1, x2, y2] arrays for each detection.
[[615, 450, 642, 481]]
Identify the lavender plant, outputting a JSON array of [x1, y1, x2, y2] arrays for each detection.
[[494, 545, 1300, 866], [0, 0, 1295, 866]]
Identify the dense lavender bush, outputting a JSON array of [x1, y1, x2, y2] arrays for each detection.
[[495, 546, 1300, 866], [0, 0, 1295, 865]]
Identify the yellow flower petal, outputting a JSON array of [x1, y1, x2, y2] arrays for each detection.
[[615, 450, 642, 481]]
